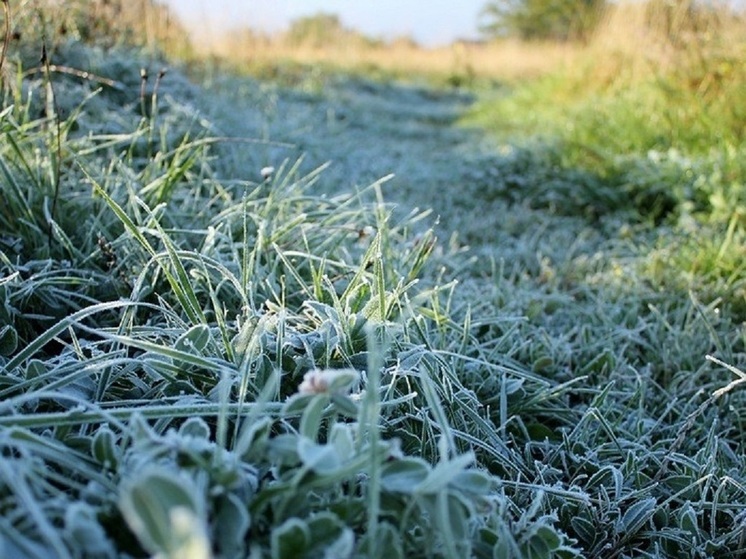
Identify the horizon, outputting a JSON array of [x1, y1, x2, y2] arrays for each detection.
[[164, 0, 488, 47]]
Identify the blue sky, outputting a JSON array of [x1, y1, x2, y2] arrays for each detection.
[[164, 1, 488, 47]]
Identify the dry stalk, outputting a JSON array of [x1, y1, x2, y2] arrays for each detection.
[[39, 28, 62, 248], [1, 0, 10, 81]]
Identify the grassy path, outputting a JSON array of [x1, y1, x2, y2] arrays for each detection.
[[2, 48, 746, 557], [202, 73, 632, 260], [203, 75, 490, 224]]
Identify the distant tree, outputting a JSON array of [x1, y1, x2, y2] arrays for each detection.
[[480, 0, 607, 42], [284, 12, 381, 48], [286, 13, 343, 47]]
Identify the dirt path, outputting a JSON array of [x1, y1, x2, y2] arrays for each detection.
[[203, 76, 502, 235], [201, 73, 618, 296]]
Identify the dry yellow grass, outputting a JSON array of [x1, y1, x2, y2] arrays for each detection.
[[193, 32, 581, 83], [588, 1, 745, 83]]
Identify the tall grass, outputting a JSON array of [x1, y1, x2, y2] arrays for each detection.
[[9, 0, 193, 60], [464, 0, 746, 325]]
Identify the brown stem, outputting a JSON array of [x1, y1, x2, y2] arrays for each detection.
[[1, 0, 10, 81]]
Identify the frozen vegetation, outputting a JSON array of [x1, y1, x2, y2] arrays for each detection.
[[1, 37, 746, 559]]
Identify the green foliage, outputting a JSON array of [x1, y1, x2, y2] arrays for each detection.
[[119, 467, 211, 559], [465, 22, 746, 314], [480, 0, 606, 41]]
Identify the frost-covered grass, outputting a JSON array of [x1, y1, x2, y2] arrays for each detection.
[[1, 34, 746, 559]]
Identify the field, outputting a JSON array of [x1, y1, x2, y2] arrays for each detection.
[[1, 1, 746, 558]]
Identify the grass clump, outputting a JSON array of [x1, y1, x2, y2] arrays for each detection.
[[465, 0, 746, 324]]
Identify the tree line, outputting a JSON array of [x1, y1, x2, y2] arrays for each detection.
[[479, 0, 734, 43]]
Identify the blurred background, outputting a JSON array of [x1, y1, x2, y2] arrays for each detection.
[[167, 0, 487, 48], [11, 0, 745, 85]]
